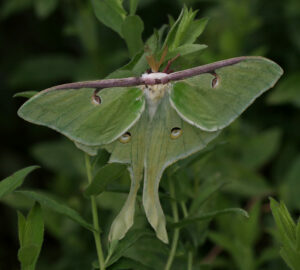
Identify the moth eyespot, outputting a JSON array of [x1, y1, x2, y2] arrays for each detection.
[[92, 94, 101, 105], [170, 127, 182, 139], [119, 132, 131, 144]]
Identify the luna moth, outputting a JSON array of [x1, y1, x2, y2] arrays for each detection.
[[18, 55, 283, 244]]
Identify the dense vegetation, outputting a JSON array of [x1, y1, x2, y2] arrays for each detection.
[[0, 0, 299, 269]]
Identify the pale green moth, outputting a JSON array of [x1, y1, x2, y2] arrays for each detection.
[[18, 54, 283, 244]]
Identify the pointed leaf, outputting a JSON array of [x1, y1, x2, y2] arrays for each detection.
[[171, 208, 249, 229], [17, 211, 26, 247], [122, 15, 144, 57], [0, 166, 39, 199], [18, 203, 44, 270], [129, 0, 138, 15], [84, 163, 127, 196], [106, 229, 153, 267], [16, 190, 95, 232], [108, 257, 153, 270], [91, 0, 126, 36], [14, 91, 38, 99], [270, 198, 296, 247]]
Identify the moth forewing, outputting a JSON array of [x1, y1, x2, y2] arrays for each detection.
[[18, 87, 146, 146]]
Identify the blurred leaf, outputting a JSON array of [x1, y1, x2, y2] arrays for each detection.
[[17, 190, 95, 232], [13, 91, 38, 99], [189, 175, 226, 215], [108, 257, 153, 270], [31, 139, 85, 178], [18, 203, 44, 270], [91, 0, 126, 36], [0, 0, 33, 19], [106, 229, 153, 267], [9, 54, 77, 89], [84, 163, 127, 196], [172, 208, 248, 229], [267, 72, 300, 108], [129, 0, 139, 15], [0, 166, 39, 199], [34, 0, 58, 19], [76, 6, 99, 54], [239, 128, 282, 169], [122, 15, 144, 57], [282, 155, 300, 209]]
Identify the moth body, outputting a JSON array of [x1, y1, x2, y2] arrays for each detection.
[[141, 72, 171, 119]]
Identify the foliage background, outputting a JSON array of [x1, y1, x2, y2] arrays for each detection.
[[0, 0, 299, 269]]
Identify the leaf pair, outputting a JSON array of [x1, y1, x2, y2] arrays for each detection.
[[270, 198, 300, 270], [18, 204, 44, 270]]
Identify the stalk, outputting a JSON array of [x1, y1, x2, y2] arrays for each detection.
[[85, 154, 106, 270]]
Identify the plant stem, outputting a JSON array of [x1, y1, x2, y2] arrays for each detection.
[[164, 178, 180, 270], [181, 201, 194, 270], [85, 154, 106, 270], [187, 251, 193, 270]]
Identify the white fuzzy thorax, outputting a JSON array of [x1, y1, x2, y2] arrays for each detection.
[[140, 73, 170, 120]]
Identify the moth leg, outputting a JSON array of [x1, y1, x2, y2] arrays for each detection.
[[91, 88, 102, 104], [210, 71, 220, 88], [163, 54, 180, 74]]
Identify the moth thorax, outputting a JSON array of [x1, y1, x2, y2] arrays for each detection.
[[141, 73, 170, 120]]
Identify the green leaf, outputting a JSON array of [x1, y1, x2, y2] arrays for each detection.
[[31, 139, 85, 177], [17, 211, 26, 247], [34, 0, 58, 18], [270, 198, 296, 247], [18, 203, 44, 270], [16, 190, 95, 232], [163, 7, 207, 52], [267, 72, 300, 108], [14, 91, 38, 99], [0, 166, 39, 199], [106, 229, 152, 267], [171, 208, 249, 229], [9, 54, 77, 89], [189, 177, 226, 215], [284, 156, 300, 209], [84, 163, 127, 196], [91, 0, 126, 36], [129, 0, 139, 15], [166, 44, 207, 61], [296, 221, 300, 252], [280, 245, 300, 270], [0, 0, 33, 19], [238, 128, 281, 169], [122, 15, 144, 57], [108, 257, 153, 270]]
